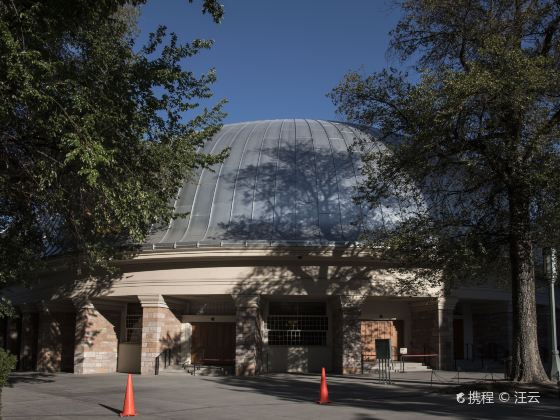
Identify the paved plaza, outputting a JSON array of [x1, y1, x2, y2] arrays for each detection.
[[2, 371, 559, 419]]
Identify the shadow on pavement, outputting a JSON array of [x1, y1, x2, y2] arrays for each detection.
[[203, 373, 560, 419], [7, 372, 55, 387], [99, 403, 121, 415]]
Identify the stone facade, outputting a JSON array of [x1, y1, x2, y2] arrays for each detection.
[[73, 302, 120, 374], [139, 295, 182, 375], [340, 295, 365, 374]]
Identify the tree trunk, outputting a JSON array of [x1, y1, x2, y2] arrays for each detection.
[[509, 190, 549, 383]]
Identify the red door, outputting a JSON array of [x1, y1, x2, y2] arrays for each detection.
[[191, 323, 235, 365]]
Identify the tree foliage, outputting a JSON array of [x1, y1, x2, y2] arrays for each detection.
[[330, 0, 560, 382], [0, 348, 16, 388], [0, 0, 227, 307]]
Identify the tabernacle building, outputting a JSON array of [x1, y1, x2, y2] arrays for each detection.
[[1, 119, 557, 375]]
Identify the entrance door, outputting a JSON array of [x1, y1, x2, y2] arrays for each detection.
[[453, 319, 464, 360], [191, 323, 235, 365], [361, 320, 403, 361]]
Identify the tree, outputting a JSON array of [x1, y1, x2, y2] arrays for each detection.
[[0, 0, 227, 314], [330, 0, 560, 383]]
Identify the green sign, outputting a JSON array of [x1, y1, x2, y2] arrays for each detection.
[[376, 339, 391, 359]]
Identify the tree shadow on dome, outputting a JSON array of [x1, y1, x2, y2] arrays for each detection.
[[212, 139, 374, 243]]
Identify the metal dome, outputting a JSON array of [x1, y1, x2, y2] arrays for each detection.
[[147, 119, 392, 248]]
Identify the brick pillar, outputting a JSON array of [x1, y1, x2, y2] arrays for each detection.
[[233, 295, 261, 376], [73, 301, 120, 374], [340, 295, 366, 374], [19, 307, 38, 371], [437, 296, 458, 370], [139, 295, 182, 375]]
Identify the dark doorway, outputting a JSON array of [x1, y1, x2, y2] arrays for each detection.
[[191, 323, 235, 366], [453, 318, 464, 360]]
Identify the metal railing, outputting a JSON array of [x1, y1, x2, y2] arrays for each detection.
[[154, 348, 173, 375], [454, 342, 511, 375]]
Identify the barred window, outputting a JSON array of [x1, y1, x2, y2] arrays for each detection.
[[268, 330, 327, 346], [125, 313, 142, 343], [267, 302, 328, 346], [267, 316, 328, 331]]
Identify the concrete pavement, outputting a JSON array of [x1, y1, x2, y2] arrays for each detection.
[[2, 371, 559, 419]]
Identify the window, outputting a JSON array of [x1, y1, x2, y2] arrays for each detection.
[[125, 314, 142, 343], [125, 304, 143, 343], [267, 302, 328, 346]]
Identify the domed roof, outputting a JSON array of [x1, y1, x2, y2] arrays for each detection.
[[147, 119, 392, 248]]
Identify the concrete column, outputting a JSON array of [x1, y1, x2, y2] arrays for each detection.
[[340, 295, 366, 374], [73, 301, 120, 374], [233, 294, 261, 376], [139, 295, 182, 375], [19, 306, 38, 371], [437, 296, 458, 370]]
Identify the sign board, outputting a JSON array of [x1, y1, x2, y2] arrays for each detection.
[[375, 339, 391, 359], [399, 347, 408, 355]]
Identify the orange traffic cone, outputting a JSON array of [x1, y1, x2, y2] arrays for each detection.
[[120, 374, 137, 417], [317, 367, 330, 404]]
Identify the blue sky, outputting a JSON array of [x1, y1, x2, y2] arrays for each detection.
[[137, 0, 403, 124]]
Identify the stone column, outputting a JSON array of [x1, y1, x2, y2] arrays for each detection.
[[139, 295, 182, 375], [19, 306, 38, 371], [36, 307, 62, 372], [233, 294, 261, 376], [73, 300, 120, 374], [37, 303, 77, 372], [437, 296, 458, 370], [340, 295, 366, 374]]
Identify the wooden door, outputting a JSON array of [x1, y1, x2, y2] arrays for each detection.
[[191, 323, 235, 365], [361, 320, 403, 361], [453, 319, 464, 360]]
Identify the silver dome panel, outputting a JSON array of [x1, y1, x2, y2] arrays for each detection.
[[147, 119, 387, 248]]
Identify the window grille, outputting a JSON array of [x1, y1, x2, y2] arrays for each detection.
[[125, 313, 142, 343], [267, 302, 328, 346], [189, 300, 235, 315], [267, 316, 328, 331], [268, 330, 327, 346]]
